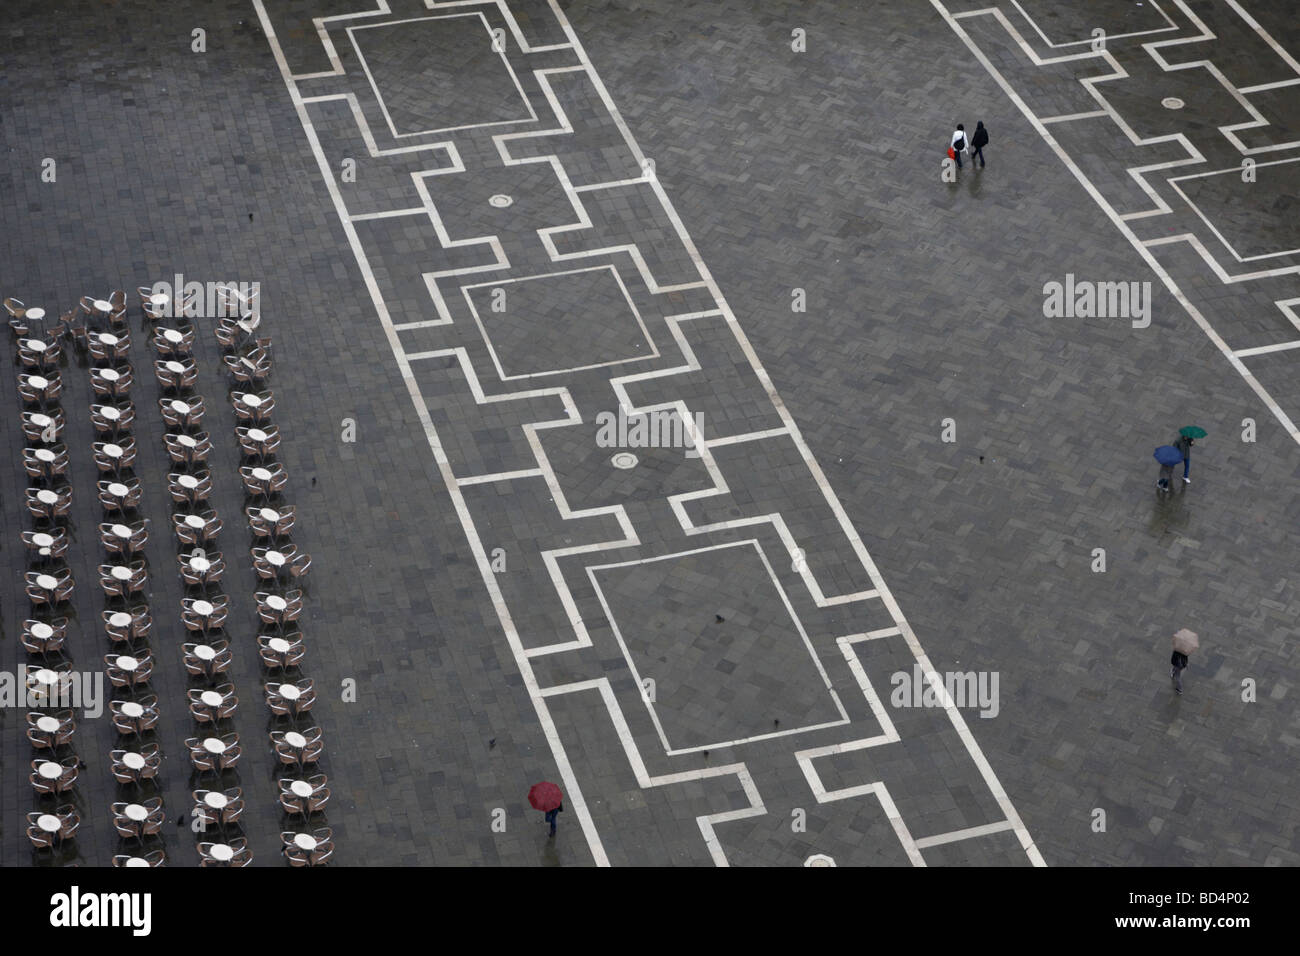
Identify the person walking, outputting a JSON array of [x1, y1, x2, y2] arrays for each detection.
[[970, 121, 989, 168], [1170, 648, 1188, 694], [528, 781, 564, 838], [545, 801, 563, 837], [951, 123, 968, 169], [1170, 628, 1198, 695], [1174, 432, 1194, 484], [1156, 461, 1174, 492]]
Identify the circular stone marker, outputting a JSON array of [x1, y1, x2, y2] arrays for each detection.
[[488, 194, 514, 208], [1161, 97, 1185, 110], [611, 452, 638, 470]]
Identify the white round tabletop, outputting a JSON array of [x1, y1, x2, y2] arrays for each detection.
[[98, 332, 118, 345], [189, 556, 211, 571], [29, 375, 49, 388], [93, 299, 112, 311], [35, 448, 56, 461], [200, 690, 223, 707], [251, 467, 272, 481], [293, 833, 317, 851], [100, 406, 121, 420], [125, 857, 149, 868], [104, 443, 123, 457], [27, 307, 46, 320], [259, 507, 280, 521], [111, 523, 132, 537], [32, 621, 54, 638], [36, 574, 58, 589], [194, 644, 216, 661], [192, 600, 214, 615], [101, 368, 121, 381], [176, 433, 197, 447], [110, 611, 132, 627], [267, 595, 287, 611], [37, 814, 62, 833], [110, 566, 132, 581], [203, 792, 229, 809], [184, 514, 205, 528], [268, 637, 291, 653], [289, 780, 313, 798], [203, 738, 226, 754], [115, 656, 139, 671], [124, 804, 148, 822], [31, 413, 52, 426], [37, 716, 61, 732], [150, 293, 169, 305], [165, 360, 185, 373], [178, 474, 198, 489], [108, 482, 129, 496], [26, 339, 47, 352], [284, 731, 307, 748], [122, 752, 145, 770], [210, 844, 234, 862], [170, 400, 190, 414], [32, 532, 55, 547], [247, 428, 268, 441], [163, 328, 183, 343], [266, 550, 285, 566], [37, 489, 59, 504], [121, 702, 144, 718], [37, 761, 62, 779], [278, 683, 301, 701], [32, 668, 59, 685], [241, 394, 263, 407]]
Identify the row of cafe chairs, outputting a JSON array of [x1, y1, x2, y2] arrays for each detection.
[[15, 296, 81, 854], [217, 320, 336, 864]]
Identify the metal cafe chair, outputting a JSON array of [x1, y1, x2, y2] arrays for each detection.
[[111, 744, 162, 784], [181, 595, 230, 632], [23, 444, 70, 480], [102, 605, 152, 644], [172, 508, 222, 545], [109, 696, 159, 738], [265, 678, 315, 717], [278, 774, 330, 817], [182, 640, 233, 680], [98, 477, 143, 512], [30, 756, 79, 795]]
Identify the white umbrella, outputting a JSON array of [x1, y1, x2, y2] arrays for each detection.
[[1171, 629, 1199, 655]]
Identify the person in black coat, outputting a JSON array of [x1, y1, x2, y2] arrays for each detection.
[[970, 121, 989, 168], [1170, 649, 1189, 694], [1174, 433, 1194, 484]]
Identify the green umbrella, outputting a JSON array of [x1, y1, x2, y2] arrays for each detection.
[[1179, 426, 1207, 439]]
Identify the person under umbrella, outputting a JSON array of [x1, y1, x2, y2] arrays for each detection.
[[1170, 628, 1198, 695], [1174, 426, 1206, 485], [529, 781, 564, 837], [1153, 445, 1182, 492]]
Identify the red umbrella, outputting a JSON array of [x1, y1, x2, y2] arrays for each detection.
[[528, 782, 563, 812]]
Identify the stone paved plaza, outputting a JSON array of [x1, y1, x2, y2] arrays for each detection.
[[1, 0, 1297, 868]]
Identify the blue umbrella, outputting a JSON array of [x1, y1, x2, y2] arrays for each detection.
[[1154, 445, 1183, 466]]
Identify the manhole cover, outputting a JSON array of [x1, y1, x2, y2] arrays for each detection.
[[488, 194, 514, 207], [1161, 97, 1185, 110], [611, 452, 638, 469], [804, 854, 836, 867]]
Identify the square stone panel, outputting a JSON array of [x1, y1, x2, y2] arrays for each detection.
[[1013, 0, 1177, 46], [463, 266, 657, 379], [589, 542, 848, 754], [349, 14, 535, 136], [1170, 158, 1300, 261]]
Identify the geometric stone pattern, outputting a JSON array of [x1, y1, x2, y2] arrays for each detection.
[[259, 0, 1043, 866], [940, 0, 1300, 435]]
